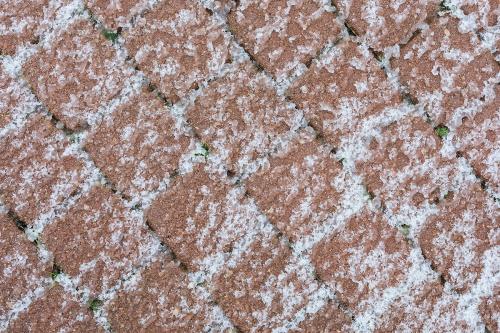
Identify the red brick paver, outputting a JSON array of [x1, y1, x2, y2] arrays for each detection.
[[7, 285, 102, 332], [420, 184, 498, 292], [391, 15, 499, 124], [228, 0, 342, 78], [124, 0, 231, 104], [333, 0, 440, 50], [0, 214, 50, 320], [42, 186, 155, 296], [106, 254, 225, 332], [85, 88, 192, 199], [287, 39, 403, 149], [0, 114, 86, 224], [246, 128, 343, 241], [186, 61, 301, 175], [0, 0, 49, 55], [23, 17, 134, 131]]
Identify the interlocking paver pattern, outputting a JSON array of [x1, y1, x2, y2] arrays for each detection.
[[1, 1, 498, 332]]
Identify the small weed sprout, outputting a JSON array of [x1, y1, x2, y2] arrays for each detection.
[[434, 125, 449, 139], [194, 142, 210, 160], [102, 29, 119, 43], [51, 264, 62, 281], [89, 298, 103, 312], [399, 224, 411, 238]]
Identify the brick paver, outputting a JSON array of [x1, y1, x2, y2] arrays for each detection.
[[419, 184, 498, 292], [123, 0, 231, 104], [0, 0, 49, 55], [7, 285, 102, 332], [333, 0, 440, 50], [453, 88, 499, 193], [227, 0, 342, 78], [287, 39, 403, 149], [42, 185, 155, 296], [0, 66, 38, 131], [147, 165, 259, 270], [186, 61, 301, 175], [1, 2, 498, 332], [246, 128, 343, 241], [0, 213, 50, 321], [23, 17, 134, 131], [106, 254, 226, 332], [85, 88, 192, 199], [391, 15, 499, 124], [0, 114, 87, 224]]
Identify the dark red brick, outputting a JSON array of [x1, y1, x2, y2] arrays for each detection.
[[42, 185, 155, 296], [0, 114, 87, 224], [228, 0, 342, 78], [23, 17, 134, 130], [85, 88, 192, 199], [124, 0, 230, 103]]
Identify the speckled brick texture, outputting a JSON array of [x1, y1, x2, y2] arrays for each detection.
[[1, 1, 498, 332]]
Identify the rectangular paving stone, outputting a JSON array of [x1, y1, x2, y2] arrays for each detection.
[[0, 66, 39, 131], [391, 15, 499, 124], [311, 208, 443, 332], [7, 285, 102, 332], [480, 293, 499, 333], [85, 88, 192, 199], [186, 61, 302, 175], [246, 128, 343, 241], [0, 0, 49, 55], [106, 254, 227, 332], [23, 16, 134, 131], [0, 213, 51, 321], [212, 231, 321, 332], [287, 39, 404, 149], [292, 300, 352, 333], [42, 185, 156, 297], [333, 0, 440, 50], [123, 0, 231, 104], [85, 0, 152, 30], [0, 113, 87, 224], [419, 183, 498, 292], [146, 165, 260, 270], [228, 0, 342, 78], [453, 89, 499, 194], [311, 209, 412, 309], [355, 113, 462, 219]]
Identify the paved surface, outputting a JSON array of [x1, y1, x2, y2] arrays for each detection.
[[0, 0, 499, 332]]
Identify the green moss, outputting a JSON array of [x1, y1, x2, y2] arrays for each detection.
[[194, 143, 210, 159], [89, 298, 103, 312], [439, 1, 451, 11], [51, 264, 62, 281], [434, 125, 449, 139], [102, 29, 119, 43], [399, 224, 410, 237]]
